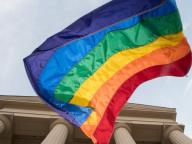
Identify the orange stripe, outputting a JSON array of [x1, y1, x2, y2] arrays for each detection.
[[80, 38, 190, 140]]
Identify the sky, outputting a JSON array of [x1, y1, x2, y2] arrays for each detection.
[[0, 0, 192, 138]]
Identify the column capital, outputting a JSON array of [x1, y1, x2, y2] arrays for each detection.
[[114, 123, 136, 144], [164, 125, 183, 139], [42, 119, 72, 144], [0, 115, 11, 134], [163, 125, 192, 144], [50, 119, 73, 136], [115, 123, 132, 134]]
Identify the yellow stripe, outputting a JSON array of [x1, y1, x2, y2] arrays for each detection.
[[70, 32, 184, 106]]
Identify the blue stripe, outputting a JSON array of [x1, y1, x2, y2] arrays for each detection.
[[49, 99, 93, 126]]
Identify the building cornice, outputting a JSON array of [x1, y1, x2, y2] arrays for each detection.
[[0, 95, 176, 121]]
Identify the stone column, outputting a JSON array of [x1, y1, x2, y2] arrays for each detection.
[[0, 120, 5, 133], [114, 124, 136, 144], [164, 125, 192, 144], [0, 115, 11, 134], [41, 119, 73, 144]]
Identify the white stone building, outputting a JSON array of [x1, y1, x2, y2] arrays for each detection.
[[0, 96, 191, 144]]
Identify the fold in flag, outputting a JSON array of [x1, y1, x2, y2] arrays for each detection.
[[24, 0, 192, 143]]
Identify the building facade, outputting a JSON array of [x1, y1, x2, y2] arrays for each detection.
[[0, 96, 191, 144]]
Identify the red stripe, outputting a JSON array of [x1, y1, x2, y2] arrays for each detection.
[[93, 52, 192, 144]]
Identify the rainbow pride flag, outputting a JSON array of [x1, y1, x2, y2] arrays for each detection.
[[24, 0, 192, 143]]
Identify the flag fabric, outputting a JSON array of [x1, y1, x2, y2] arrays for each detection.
[[24, 0, 192, 143]]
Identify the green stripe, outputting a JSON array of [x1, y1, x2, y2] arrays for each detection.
[[55, 11, 182, 102]]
